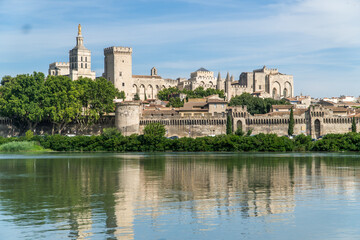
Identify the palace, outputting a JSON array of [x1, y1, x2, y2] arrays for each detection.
[[49, 25, 294, 101]]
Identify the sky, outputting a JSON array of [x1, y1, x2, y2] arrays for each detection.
[[1, 0, 360, 98]]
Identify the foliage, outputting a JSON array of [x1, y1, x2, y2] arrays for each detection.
[[226, 114, 232, 135], [167, 97, 184, 108], [3, 132, 360, 152], [288, 107, 294, 136], [235, 127, 244, 136], [0, 141, 49, 152], [44, 75, 81, 134], [0, 72, 46, 131], [144, 123, 166, 139], [246, 129, 253, 136], [352, 117, 357, 133], [102, 128, 121, 138], [229, 93, 290, 115], [74, 77, 121, 130], [157, 86, 225, 107], [25, 130, 34, 140], [134, 93, 140, 100]]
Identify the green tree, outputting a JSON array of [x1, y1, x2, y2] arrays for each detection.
[[167, 97, 184, 107], [235, 126, 244, 136], [229, 93, 290, 115], [144, 122, 166, 138], [352, 117, 357, 133], [44, 75, 81, 134], [288, 107, 294, 136], [0, 72, 46, 132], [226, 114, 233, 135], [74, 77, 121, 131], [134, 93, 140, 100]]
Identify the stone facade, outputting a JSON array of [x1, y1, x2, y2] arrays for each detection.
[[48, 62, 70, 76], [103, 46, 178, 100], [113, 101, 360, 139]]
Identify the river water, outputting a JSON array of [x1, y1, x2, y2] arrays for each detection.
[[0, 153, 360, 239]]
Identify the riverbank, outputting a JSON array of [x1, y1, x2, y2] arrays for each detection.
[[0, 132, 359, 152], [0, 141, 51, 152]]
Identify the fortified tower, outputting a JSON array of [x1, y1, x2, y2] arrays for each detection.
[[69, 24, 96, 80], [115, 101, 141, 136], [104, 47, 133, 99]]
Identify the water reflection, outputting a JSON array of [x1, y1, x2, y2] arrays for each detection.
[[0, 153, 360, 239]]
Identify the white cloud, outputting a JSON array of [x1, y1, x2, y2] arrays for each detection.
[[1, 0, 360, 97]]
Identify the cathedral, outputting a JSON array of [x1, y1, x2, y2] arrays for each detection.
[[49, 25, 294, 101]]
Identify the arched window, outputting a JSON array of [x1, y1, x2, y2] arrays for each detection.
[[283, 88, 288, 97]]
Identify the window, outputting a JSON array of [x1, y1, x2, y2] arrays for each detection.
[[85, 57, 87, 62], [119, 72, 122, 77], [81, 57, 83, 61], [85, 63, 87, 68], [122, 83, 125, 87], [81, 63, 83, 68], [259, 85, 262, 90]]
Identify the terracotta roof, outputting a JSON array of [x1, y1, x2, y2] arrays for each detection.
[[326, 106, 348, 112], [207, 99, 228, 104], [272, 105, 292, 109], [132, 75, 162, 79]]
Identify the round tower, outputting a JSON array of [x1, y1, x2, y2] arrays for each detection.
[[115, 101, 141, 136]]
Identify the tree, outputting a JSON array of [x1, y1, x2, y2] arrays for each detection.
[[144, 122, 166, 138], [44, 75, 81, 134], [0, 72, 46, 132], [352, 117, 357, 133], [288, 107, 294, 136], [167, 97, 184, 108], [229, 93, 290, 115], [134, 93, 140, 101], [235, 127, 244, 136], [74, 77, 122, 131], [226, 114, 233, 135], [157, 86, 225, 107]]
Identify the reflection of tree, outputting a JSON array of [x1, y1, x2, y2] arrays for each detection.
[[1, 154, 360, 238], [0, 156, 122, 239]]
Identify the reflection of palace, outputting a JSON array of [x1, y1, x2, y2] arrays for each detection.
[[2, 155, 360, 239]]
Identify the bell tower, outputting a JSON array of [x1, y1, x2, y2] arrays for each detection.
[[69, 24, 96, 80]]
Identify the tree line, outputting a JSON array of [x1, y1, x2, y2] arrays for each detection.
[[2, 122, 360, 152], [0, 73, 125, 134]]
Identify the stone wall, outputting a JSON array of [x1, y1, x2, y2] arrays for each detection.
[[139, 115, 227, 138]]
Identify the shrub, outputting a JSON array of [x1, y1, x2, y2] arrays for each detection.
[[0, 141, 48, 152]]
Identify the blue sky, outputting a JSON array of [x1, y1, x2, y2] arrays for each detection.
[[1, 0, 360, 97]]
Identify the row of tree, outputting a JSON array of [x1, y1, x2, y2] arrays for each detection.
[[3, 122, 360, 152], [0, 73, 125, 134], [228, 93, 290, 115]]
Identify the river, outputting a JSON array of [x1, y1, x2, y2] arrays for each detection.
[[0, 153, 360, 239]]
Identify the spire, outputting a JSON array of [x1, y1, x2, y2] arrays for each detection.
[[225, 72, 230, 81], [78, 24, 82, 36], [231, 75, 234, 82], [76, 24, 84, 47], [217, 72, 221, 81]]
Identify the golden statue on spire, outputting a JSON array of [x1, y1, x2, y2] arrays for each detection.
[[78, 24, 82, 35]]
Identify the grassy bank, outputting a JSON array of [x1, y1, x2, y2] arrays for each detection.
[[1, 132, 360, 152], [0, 141, 51, 152]]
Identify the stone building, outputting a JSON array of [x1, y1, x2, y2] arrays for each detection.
[[103, 46, 178, 100], [114, 98, 360, 139], [176, 66, 294, 101], [48, 24, 95, 80]]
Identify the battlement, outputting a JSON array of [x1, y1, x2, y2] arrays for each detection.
[[104, 46, 132, 55], [49, 62, 69, 67], [254, 66, 279, 74]]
